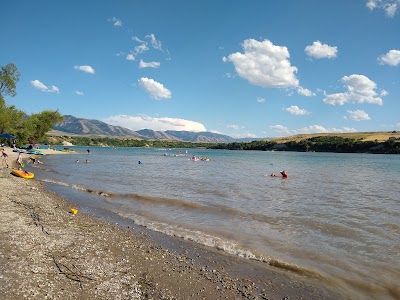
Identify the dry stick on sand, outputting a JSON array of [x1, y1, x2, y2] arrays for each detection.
[[11, 199, 49, 235], [49, 254, 96, 290]]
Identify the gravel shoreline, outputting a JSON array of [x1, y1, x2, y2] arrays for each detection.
[[0, 147, 345, 299]]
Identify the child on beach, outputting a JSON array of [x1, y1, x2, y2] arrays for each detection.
[[27, 156, 42, 165], [17, 152, 24, 170], [1, 148, 9, 168]]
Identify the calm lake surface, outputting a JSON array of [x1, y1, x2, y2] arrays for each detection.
[[32, 147, 400, 299]]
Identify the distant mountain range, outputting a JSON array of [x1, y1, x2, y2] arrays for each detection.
[[51, 115, 254, 143]]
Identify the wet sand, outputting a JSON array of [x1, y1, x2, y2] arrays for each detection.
[[0, 146, 345, 299]]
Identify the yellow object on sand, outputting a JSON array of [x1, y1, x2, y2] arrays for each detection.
[[11, 169, 34, 179], [70, 208, 78, 215]]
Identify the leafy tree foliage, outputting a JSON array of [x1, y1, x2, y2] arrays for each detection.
[[0, 63, 64, 145], [24, 110, 64, 144], [0, 63, 20, 105]]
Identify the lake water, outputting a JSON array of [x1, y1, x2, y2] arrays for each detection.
[[31, 147, 399, 299]]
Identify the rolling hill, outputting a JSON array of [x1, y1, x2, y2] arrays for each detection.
[[50, 115, 236, 142]]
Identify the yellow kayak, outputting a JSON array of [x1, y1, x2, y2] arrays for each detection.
[[11, 169, 35, 179]]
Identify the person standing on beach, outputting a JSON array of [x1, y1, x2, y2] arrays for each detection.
[[16, 152, 24, 170], [1, 148, 9, 168]]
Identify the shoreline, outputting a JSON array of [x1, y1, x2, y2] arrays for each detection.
[[0, 147, 345, 299]]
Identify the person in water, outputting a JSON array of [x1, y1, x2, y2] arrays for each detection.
[[280, 170, 288, 178], [270, 173, 277, 177], [28, 156, 42, 165]]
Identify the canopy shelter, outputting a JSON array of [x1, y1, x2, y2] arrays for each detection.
[[0, 133, 16, 147], [0, 133, 16, 139]]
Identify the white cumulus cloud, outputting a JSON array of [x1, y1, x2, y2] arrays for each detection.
[[270, 124, 356, 136], [112, 17, 122, 27], [366, 0, 399, 17], [297, 87, 315, 96], [139, 59, 160, 69], [224, 39, 299, 88], [74, 65, 95, 74], [146, 33, 162, 50], [30, 80, 59, 93], [305, 41, 338, 59], [227, 124, 240, 130], [126, 54, 135, 61], [76, 91, 84, 96], [347, 110, 371, 121], [381, 90, 389, 96], [138, 77, 172, 100], [256, 97, 265, 103], [378, 49, 400, 66], [103, 115, 206, 132], [323, 74, 384, 106], [284, 105, 310, 115]]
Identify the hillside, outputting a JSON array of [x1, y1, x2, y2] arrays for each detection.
[[53, 115, 143, 138], [50, 115, 236, 143], [267, 131, 400, 143]]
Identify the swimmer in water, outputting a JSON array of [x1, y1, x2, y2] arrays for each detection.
[[280, 170, 288, 178]]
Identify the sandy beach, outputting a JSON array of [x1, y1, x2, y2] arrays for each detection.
[[0, 146, 344, 299]]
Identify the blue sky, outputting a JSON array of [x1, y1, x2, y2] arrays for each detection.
[[1, 0, 399, 138]]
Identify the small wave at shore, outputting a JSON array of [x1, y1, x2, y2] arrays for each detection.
[[40, 178, 321, 276], [39, 175, 400, 300]]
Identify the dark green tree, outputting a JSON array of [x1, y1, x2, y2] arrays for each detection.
[[0, 63, 20, 105], [24, 110, 64, 144]]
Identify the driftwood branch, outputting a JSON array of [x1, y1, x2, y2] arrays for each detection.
[[50, 255, 95, 290], [11, 200, 49, 235]]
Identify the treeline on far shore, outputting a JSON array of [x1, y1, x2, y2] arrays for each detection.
[[46, 135, 400, 154]]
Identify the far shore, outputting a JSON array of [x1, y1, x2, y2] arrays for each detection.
[[0, 146, 345, 299]]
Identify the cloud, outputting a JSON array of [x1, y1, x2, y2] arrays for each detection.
[[297, 87, 315, 96], [103, 114, 206, 132], [138, 77, 172, 100], [146, 33, 162, 50], [323, 74, 384, 106], [305, 41, 338, 59], [139, 59, 160, 69], [129, 34, 162, 61], [76, 91, 84, 96], [126, 54, 135, 61], [134, 43, 149, 55], [74, 65, 95, 74], [30, 80, 59, 93], [270, 124, 357, 136], [231, 133, 258, 139], [284, 105, 310, 115], [378, 49, 400, 66], [366, 0, 399, 17], [256, 97, 265, 103], [112, 17, 122, 27], [347, 110, 371, 121], [381, 89, 389, 96], [223, 39, 299, 88], [227, 124, 240, 130]]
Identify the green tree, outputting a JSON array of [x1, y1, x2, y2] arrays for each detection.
[[0, 105, 26, 135], [24, 110, 64, 144], [0, 63, 20, 105]]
